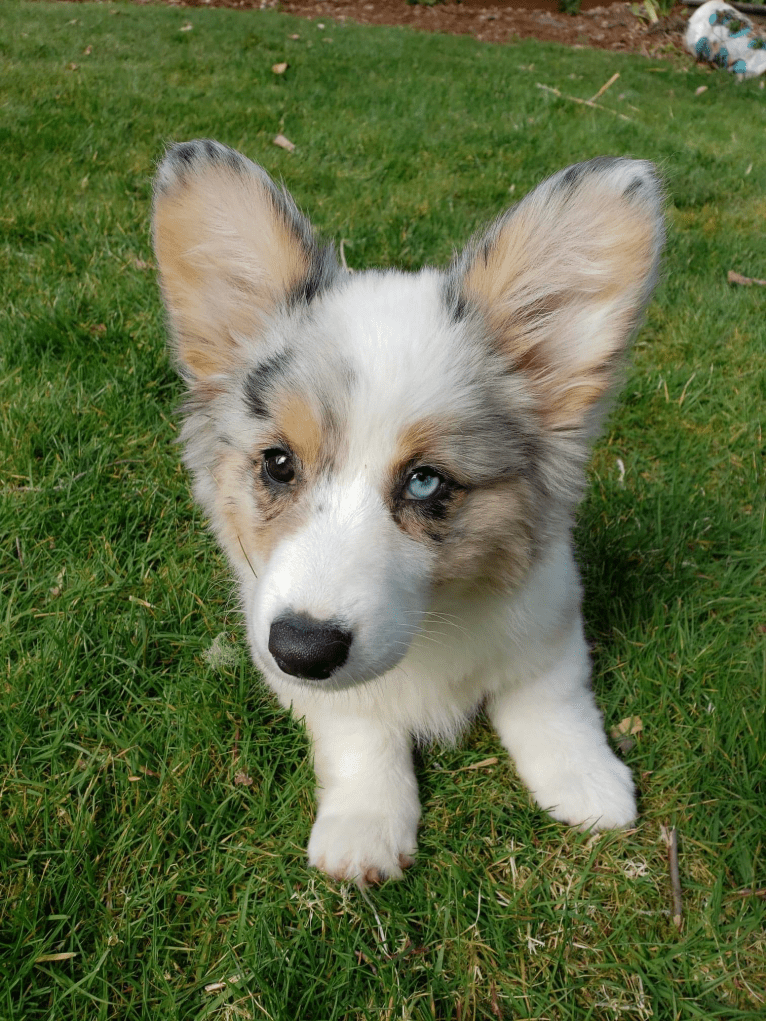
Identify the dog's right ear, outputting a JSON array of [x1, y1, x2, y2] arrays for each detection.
[[152, 140, 337, 381], [451, 157, 664, 438]]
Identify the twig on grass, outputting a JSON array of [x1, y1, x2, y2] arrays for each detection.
[[666, 826, 683, 929], [536, 82, 633, 121], [589, 72, 620, 103], [340, 238, 353, 273], [726, 887, 766, 900], [728, 269, 766, 287], [7, 470, 89, 494], [678, 371, 697, 407]]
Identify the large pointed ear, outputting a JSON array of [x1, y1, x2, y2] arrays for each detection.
[[452, 157, 664, 434], [152, 140, 338, 381]]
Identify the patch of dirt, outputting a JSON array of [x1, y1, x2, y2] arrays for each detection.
[[147, 0, 693, 59]]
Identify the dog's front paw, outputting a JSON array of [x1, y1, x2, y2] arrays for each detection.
[[531, 751, 637, 832], [307, 809, 418, 885]]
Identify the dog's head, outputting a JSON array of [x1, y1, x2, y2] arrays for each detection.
[[153, 141, 663, 689]]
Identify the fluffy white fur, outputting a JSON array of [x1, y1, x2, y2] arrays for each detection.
[[153, 142, 664, 885]]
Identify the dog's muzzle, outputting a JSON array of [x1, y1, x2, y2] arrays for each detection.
[[268, 612, 353, 681]]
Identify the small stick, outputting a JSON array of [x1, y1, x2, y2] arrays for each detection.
[[678, 370, 697, 408], [590, 72, 620, 103], [726, 887, 766, 900], [339, 238, 353, 273], [54, 471, 88, 490], [536, 83, 633, 122], [728, 269, 766, 287], [668, 827, 683, 929]]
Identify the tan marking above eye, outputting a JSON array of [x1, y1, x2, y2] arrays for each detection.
[[393, 417, 453, 474], [273, 394, 324, 467]]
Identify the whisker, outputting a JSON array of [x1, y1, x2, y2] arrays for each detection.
[[401, 610, 470, 637], [237, 535, 258, 578]]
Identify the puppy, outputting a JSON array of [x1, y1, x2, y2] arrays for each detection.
[[152, 142, 664, 884]]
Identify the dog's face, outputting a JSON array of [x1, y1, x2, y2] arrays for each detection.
[[153, 142, 663, 690]]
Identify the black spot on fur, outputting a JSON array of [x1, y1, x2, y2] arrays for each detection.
[[559, 157, 623, 197], [623, 176, 643, 199], [443, 277, 471, 324], [164, 140, 247, 185], [244, 351, 292, 418], [285, 242, 339, 307], [416, 497, 450, 522], [172, 142, 198, 169], [453, 293, 470, 322], [497, 416, 548, 496], [561, 165, 583, 189]]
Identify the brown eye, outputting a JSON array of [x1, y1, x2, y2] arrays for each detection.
[[262, 448, 295, 485]]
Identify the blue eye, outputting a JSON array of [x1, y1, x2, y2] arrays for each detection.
[[405, 468, 442, 501]]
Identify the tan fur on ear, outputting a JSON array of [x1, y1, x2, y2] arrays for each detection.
[[152, 141, 336, 380], [458, 158, 664, 432]]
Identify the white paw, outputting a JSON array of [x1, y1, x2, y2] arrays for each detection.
[[307, 809, 418, 885], [529, 751, 637, 831]]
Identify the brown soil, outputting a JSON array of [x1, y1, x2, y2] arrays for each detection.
[[279, 1, 691, 57], [138, 0, 694, 59], [103, 0, 694, 58]]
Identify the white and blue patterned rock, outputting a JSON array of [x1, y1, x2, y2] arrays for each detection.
[[685, 0, 766, 78]]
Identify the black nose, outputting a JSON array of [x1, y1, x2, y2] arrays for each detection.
[[268, 612, 353, 681]]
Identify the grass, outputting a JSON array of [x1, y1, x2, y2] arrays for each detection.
[[1, 1, 764, 1018]]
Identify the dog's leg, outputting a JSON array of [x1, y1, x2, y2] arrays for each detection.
[[489, 623, 636, 831], [304, 713, 420, 885]]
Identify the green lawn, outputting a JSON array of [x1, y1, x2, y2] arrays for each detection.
[[1, 2, 764, 1018]]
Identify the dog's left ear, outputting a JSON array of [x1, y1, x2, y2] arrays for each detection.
[[152, 140, 337, 382], [453, 157, 664, 434]]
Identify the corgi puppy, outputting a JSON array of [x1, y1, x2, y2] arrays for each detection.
[[153, 142, 664, 885]]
